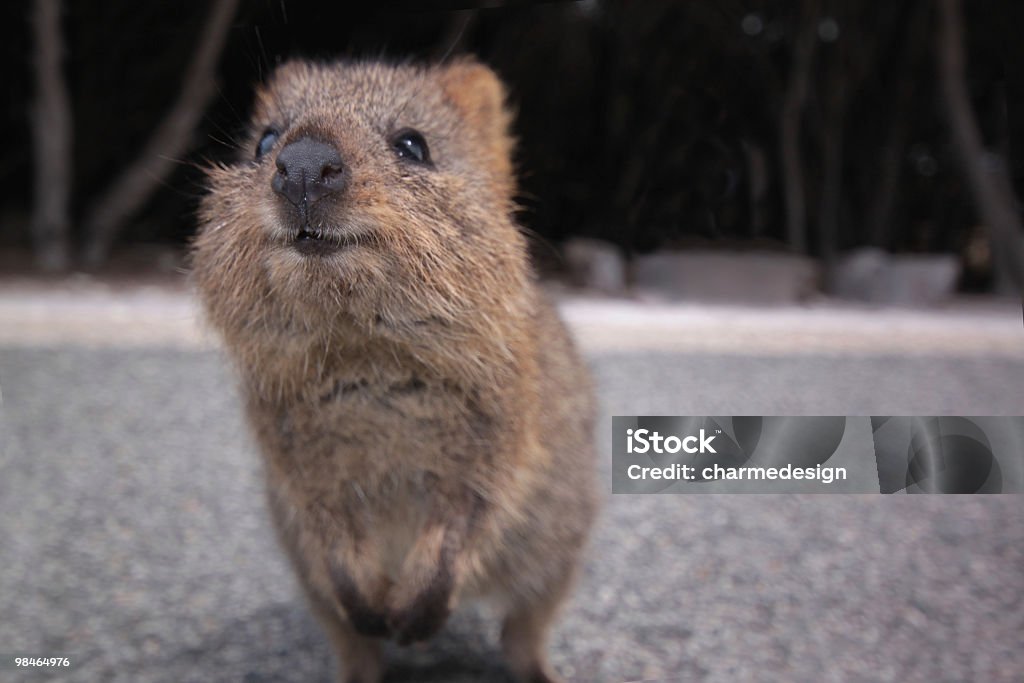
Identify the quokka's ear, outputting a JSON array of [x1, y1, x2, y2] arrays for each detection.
[[440, 57, 516, 200]]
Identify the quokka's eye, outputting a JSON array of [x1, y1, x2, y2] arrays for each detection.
[[391, 129, 431, 165], [256, 128, 280, 159]]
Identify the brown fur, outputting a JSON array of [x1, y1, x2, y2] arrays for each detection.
[[191, 58, 597, 683]]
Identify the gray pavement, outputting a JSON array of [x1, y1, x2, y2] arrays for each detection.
[[1, 339, 1023, 682]]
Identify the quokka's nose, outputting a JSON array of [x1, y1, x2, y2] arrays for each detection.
[[272, 137, 346, 207]]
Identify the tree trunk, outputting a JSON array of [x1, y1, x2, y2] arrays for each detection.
[[82, 0, 239, 266], [818, 67, 846, 263], [998, 0, 1024, 202], [30, 0, 72, 271], [866, 114, 907, 250], [867, 0, 930, 249], [779, 3, 818, 254], [937, 0, 1024, 294]]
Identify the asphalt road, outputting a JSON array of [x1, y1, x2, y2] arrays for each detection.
[[1, 314, 1023, 682]]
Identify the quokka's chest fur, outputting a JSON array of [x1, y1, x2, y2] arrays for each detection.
[[249, 372, 512, 507]]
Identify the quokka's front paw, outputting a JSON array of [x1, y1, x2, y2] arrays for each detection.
[[387, 563, 455, 645], [346, 604, 391, 639], [329, 559, 392, 639]]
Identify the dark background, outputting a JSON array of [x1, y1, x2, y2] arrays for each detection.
[[3, 0, 1022, 290]]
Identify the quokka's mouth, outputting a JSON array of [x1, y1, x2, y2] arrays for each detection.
[[291, 228, 374, 256]]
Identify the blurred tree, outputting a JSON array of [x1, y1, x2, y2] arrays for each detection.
[[30, 0, 72, 270], [778, 0, 817, 255], [812, 1, 910, 260], [937, 0, 1024, 293], [865, 0, 931, 249], [81, 0, 238, 266]]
